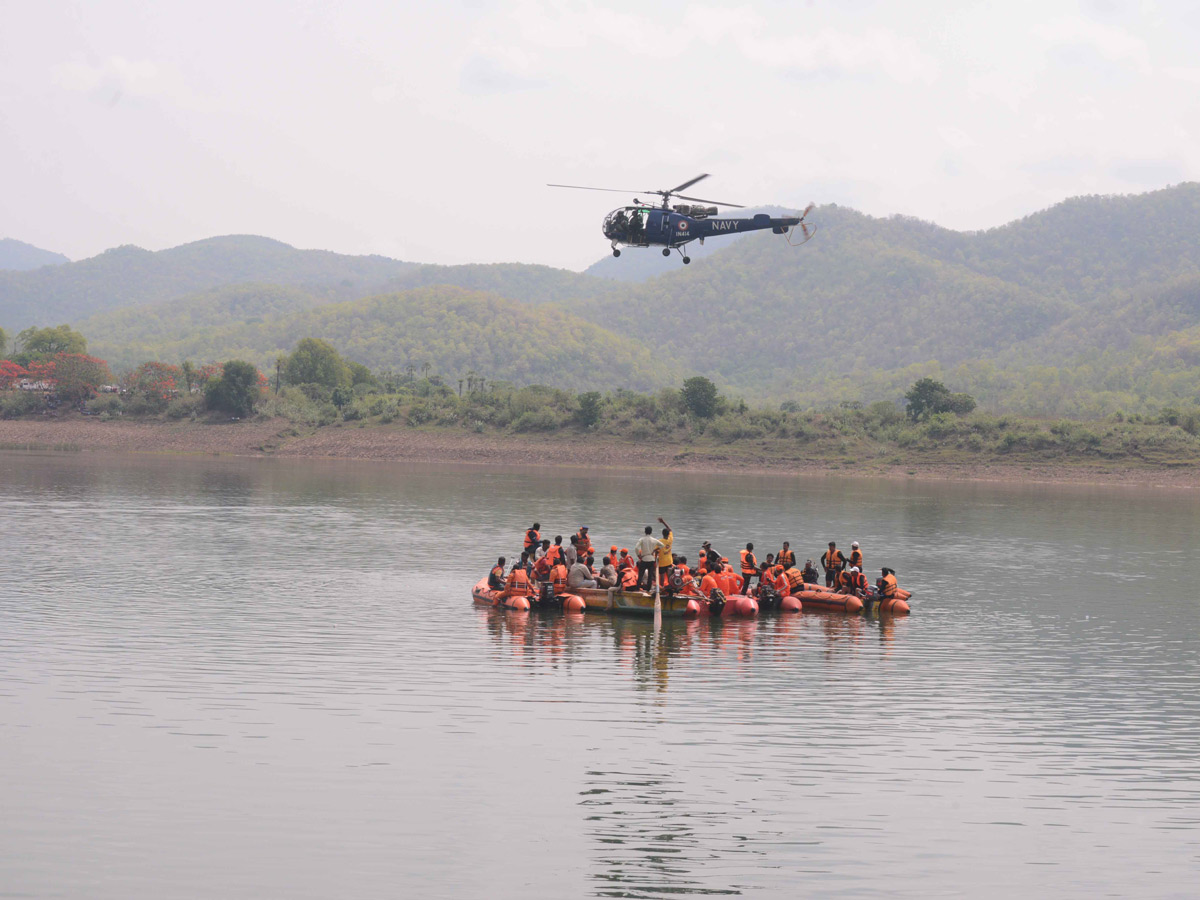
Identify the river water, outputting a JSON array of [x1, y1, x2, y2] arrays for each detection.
[[1, 452, 1198, 898]]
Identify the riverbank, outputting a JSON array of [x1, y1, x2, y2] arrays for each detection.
[[3, 414, 1199, 487]]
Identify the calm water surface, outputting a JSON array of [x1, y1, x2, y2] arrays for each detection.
[[2, 452, 1198, 898]]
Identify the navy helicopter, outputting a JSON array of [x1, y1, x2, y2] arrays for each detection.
[[548, 174, 814, 263]]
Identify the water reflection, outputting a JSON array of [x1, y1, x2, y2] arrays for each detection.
[[3, 453, 1200, 899]]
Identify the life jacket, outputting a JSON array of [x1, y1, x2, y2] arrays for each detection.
[[533, 556, 552, 580], [620, 566, 639, 589], [739, 549, 757, 575], [618, 554, 634, 570], [524, 528, 540, 551], [550, 564, 569, 594], [849, 571, 868, 594], [849, 549, 863, 570], [700, 573, 720, 598], [503, 568, 529, 596], [785, 567, 806, 592], [823, 548, 843, 570], [545, 545, 563, 567], [778, 549, 796, 569], [489, 565, 505, 589], [575, 531, 593, 556], [880, 573, 898, 599]]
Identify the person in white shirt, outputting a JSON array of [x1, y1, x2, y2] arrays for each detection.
[[634, 525, 664, 591], [568, 560, 596, 590]]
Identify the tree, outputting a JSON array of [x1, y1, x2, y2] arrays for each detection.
[[205, 360, 262, 417], [15, 324, 87, 361], [0, 326, 7, 357], [0, 359, 28, 389], [347, 361, 375, 387], [125, 361, 181, 410], [576, 391, 602, 427], [681, 375, 720, 418], [282, 338, 350, 389], [905, 378, 976, 420], [49, 353, 112, 401], [180, 360, 197, 393]]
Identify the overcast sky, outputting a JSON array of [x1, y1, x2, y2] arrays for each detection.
[[3, 0, 1199, 270]]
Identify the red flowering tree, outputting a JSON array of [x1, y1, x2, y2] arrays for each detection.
[[0, 360, 28, 390], [25, 358, 57, 385], [126, 362, 181, 401], [195, 363, 223, 386], [49, 353, 112, 401]]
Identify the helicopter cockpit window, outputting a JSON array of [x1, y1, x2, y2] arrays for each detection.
[[604, 208, 643, 242]]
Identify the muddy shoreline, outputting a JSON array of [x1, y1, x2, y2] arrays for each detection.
[[2, 415, 1198, 488]]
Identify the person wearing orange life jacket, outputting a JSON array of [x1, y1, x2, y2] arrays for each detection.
[[699, 570, 722, 599], [544, 536, 565, 568], [575, 527, 594, 559], [524, 523, 541, 555], [503, 563, 531, 599], [619, 564, 639, 590], [821, 541, 845, 588], [532, 552, 552, 582], [834, 567, 853, 594], [739, 543, 759, 590], [488, 557, 506, 591], [846, 566, 868, 596], [878, 568, 898, 599], [550, 561, 570, 595], [848, 541, 863, 573], [783, 565, 806, 595], [777, 542, 796, 571], [618, 548, 635, 573]]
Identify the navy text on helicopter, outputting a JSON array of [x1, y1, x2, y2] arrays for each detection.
[[548, 174, 813, 264]]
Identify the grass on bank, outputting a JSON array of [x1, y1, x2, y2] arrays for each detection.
[[8, 373, 1199, 469]]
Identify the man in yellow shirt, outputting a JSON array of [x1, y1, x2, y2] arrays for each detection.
[[655, 516, 674, 589]]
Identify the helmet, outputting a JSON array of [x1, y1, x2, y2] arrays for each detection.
[[850, 566, 860, 574], [852, 541, 859, 549]]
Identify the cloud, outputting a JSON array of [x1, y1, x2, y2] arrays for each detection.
[[460, 53, 546, 94], [1033, 17, 1151, 74], [52, 56, 200, 109]]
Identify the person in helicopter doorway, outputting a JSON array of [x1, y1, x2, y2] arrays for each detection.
[[612, 209, 629, 240], [628, 209, 643, 243]]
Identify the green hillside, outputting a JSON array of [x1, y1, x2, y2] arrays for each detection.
[[88, 285, 678, 392], [0, 235, 418, 328], [14, 184, 1200, 417]]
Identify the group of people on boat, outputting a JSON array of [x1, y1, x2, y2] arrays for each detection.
[[486, 519, 902, 605]]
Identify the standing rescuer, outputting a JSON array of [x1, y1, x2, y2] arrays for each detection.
[[740, 543, 759, 591], [822, 541, 845, 588], [655, 517, 674, 588], [524, 523, 541, 555], [849, 541, 863, 573], [635, 526, 664, 592]]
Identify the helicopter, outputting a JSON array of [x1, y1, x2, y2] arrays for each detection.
[[548, 174, 814, 264]]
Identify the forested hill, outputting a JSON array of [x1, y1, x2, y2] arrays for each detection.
[[15, 183, 1200, 415], [0, 236, 419, 329], [88, 285, 679, 392], [0, 238, 70, 271]]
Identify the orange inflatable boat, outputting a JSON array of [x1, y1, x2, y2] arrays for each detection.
[[471, 579, 585, 612], [789, 583, 865, 614]]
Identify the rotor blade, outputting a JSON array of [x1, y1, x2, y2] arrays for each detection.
[[674, 193, 745, 208], [667, 174, 709, 195], [547, 183, 647, 195]]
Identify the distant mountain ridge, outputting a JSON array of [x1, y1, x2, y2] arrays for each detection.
[[0, 238, 69, 271], [11, 184, 1200, 415], [0, 235, 419, 329]]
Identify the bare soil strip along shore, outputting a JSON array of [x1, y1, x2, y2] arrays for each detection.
[[2, 416, 1198, 488]]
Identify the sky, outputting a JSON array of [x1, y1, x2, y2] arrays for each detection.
[[3, 0, 1200, 270]]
